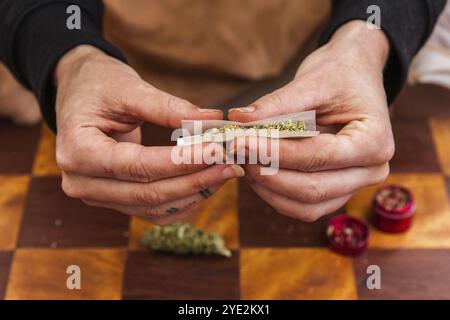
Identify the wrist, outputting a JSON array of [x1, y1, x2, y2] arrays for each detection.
[[327, 20, 390, 72], [55, 45, 108, 86]]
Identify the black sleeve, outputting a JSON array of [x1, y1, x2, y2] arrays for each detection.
[[0, 0, 126, 132], [318, 0, 447, 105]]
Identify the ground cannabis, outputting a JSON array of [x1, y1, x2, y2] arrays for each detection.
[[141, 223, 232, 258], [210, 119, 306, 134]]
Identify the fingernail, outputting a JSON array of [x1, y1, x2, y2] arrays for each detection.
[[197, 107, 222, 113], [229, 106, 255, 113], [222, 165, 245, 179]]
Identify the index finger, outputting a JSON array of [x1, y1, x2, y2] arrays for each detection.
[[277, 131, 394, 171], [243, 128, 394, 172], [124, 84, 224, 128], [57, 127, 225, 182]]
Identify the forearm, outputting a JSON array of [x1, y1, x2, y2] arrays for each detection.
[[0, 0, 125, 131], [55, 45, 108, 86], [326, 20, 390, 74], [319, 0, 447, 104]]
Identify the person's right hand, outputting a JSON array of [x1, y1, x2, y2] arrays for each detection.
[[55, 45, 244, 225]]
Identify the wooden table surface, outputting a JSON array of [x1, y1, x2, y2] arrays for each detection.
[[0, 83, 450, 300]]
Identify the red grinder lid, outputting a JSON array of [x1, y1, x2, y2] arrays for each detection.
[[374, 185, 415, 215], [327, 215, 369, 256]]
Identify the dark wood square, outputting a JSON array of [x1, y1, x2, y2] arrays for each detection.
[[0, 251, 12, 299], [238, 181, 343, 247], [389, 119, 441, 172], [122, 250, 240, 300], [353, 249, 450, 299], [0, 120, 40, 174], [393, 84, 450, 119], [17, 177, 130, 248]]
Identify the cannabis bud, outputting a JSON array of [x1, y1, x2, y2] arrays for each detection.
[[141, 223, 232, 258], [210, 119, 306, 134]]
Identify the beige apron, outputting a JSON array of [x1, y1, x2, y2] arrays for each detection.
[[104, 0, 330, 107]]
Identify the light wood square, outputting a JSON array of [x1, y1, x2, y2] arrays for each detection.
[[6, 249, 126, 300], [347, 174, 450, 248], [430, 118, 450, 175], [33, 124, 61, 176], [240, 248, 357, 300]]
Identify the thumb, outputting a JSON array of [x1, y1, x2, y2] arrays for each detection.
[[228, 83, 317, 123], [125, 84, 223, 128]]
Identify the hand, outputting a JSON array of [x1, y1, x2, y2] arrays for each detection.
[[228, 21, 394, 222], [55, 45, 244, 225], [0, 63, 41, 125]]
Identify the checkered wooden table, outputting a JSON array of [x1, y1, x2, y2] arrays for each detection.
[[0, 84, 450, 300]]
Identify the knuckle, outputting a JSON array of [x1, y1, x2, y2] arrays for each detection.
[[302, 179, 326, 204], [374, 164, 390, 184], [378, 146, 395, 163], [191, 175, 211, 192], [297, 158, 311, 172], [135, 186, 162, 206], [111, 144, 134, 179], [382, 163, 391, 179], [166, 95, 185, 109], [299, 151, 327, 172], [296, 137, 331, 172], [56, 144, 77, 172], [267, 92, 283, 107], [61, 177, 80, 199], [179, 161, 196, 174], [373, 137, 395, 164], [384, 140, 396, 161], [142, 206, 164, 217], [256, 92, 284, 109], [165, 96, 193, 126], [127, 152, 155, 182], [56, 130, 92, 173]]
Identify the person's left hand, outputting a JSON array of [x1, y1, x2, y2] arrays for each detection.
[[228, 21, 394, 222]]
